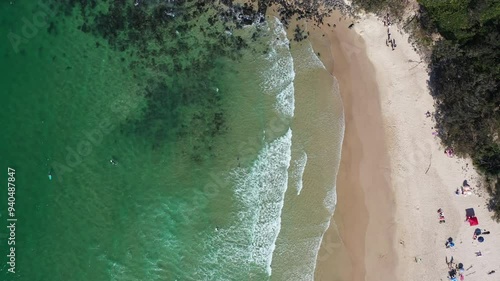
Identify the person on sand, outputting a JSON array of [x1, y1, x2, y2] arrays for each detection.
[[438, 208, 446, 223], [449, 268, 457, 278], [446, 237, 455, 248]]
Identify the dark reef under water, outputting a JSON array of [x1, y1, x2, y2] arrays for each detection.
[[41, 0, 346, 163], [44, 0, 270, 161], [0, 1, 348, 280]]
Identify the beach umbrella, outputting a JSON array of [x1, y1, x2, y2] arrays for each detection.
[[468, 216, 479, 226], [465, 208, 475, 217], [478, 236, 484, 242]]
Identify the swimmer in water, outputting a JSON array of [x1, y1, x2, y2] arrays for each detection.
[[110, 159, 118, 165]]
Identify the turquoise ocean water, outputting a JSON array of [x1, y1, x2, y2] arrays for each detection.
[[0, 1, 343, 280]]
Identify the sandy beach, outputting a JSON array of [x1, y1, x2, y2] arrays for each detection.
[[310, 11, 398, 281], [311, 10, 500, 281]]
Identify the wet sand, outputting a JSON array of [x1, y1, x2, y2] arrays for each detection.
[[310, 12, 398, 281], [353, 13, 500, 281], [268, 4, 498, 281], [312, 10, 500, 281]]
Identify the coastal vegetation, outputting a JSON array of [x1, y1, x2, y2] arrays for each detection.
[[349, 0, 406, 18], [417, 0, 500, 220], [352, 0, 500, 219], [419, 0, 500, 172]]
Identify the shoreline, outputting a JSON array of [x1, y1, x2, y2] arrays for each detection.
[[312, 10, 500, 281], [310, 12, 398, 281], [354, 13, 500, 281]]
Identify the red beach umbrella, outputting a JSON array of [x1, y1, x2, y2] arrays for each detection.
[[468, 216, 478, 226]]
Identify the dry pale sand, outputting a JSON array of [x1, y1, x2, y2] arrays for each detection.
[[312, 11, 500, 281], [354, 13, 500, 281]]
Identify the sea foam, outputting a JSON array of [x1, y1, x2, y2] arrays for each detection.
[[233, 129, 292, 274], [261, 18, 296, 119], [291, 151, 308, 195], [191, 18, 296, 280], [194, 129, 293, 280]]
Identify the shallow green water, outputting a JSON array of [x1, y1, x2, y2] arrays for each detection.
[[0, 1, 343, 280]]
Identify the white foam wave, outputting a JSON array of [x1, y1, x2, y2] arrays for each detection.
[[192, 129, 293, 280], [260, 18, 296, 118], [292, 40, 327, 70], [267, 21, 344, 280], [275, 82, 295, 118], [290, 151, 308, 195], [277, 185, 337, 281], [305, 42, 327, 69], [304, 186, 337, 280], [323, 186, 337, 215], [278, 231, 328, 281], [232, 128, 292, 275]]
